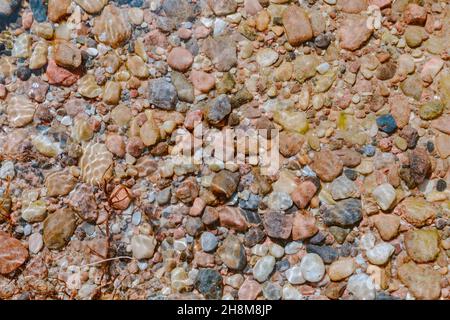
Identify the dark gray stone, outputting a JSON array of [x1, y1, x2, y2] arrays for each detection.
[[148, 78, 178, 110], [306, 244, 339, 264], [322, 198, 362, 228], [195, 268, 223, 300]]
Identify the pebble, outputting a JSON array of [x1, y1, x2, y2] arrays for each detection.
[[366, 243, 395, 265], [398, 262, 441, 300], [256, 48, 279, 67], [328, 258, 355, 281], [322, 198, 362, 228], [282, 5, 313, 46], [299, 253, 325, 282], [167, 47, 194, 72], [131, 234, 157, 259], [347, 274, 376, 300], [285, 265, 305, 285], [28, 232, 43, 254], [330, 175, 359, 200], [372, 183, 396, 211], [376, 114, 397, 134], [0, 0, 447, 301], [200, 232, 218, 253], [404, 229, 440, 263], [263, 211, 293, 240], [266, 192, 292, 211], [217, 234, 247, 270], [372, 214, 400, 241], [148, 78, 178, 110], [311, 150, 343, 182], [195, 268, 223, 300], [306, 244, 339, 264], [43, 208, 77, 250], [253, 255, 275, 282]]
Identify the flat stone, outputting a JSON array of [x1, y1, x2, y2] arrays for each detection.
[[398, 262, 441, 300], [397, 197, 435, 227], [0, 231, 28, 274], [404, 229, 440, 263], [43, 208, 77, 250], [203, 36, 237, 72]]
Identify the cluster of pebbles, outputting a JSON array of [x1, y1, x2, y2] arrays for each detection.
[[0, 0, 449, 300]]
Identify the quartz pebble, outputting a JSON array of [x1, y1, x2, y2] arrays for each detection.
[[299, 253, 325, 283], [253, 255, 275, 282]]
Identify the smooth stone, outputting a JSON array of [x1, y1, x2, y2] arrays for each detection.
[[253, 255, 276, 282], [256, 48, 279, 67], [299, 253, 325, 282], [131, 234, 157, 259], [328, 257, 355, 281], [347, 274, 376, 300], [285, 264, 305, 285], [200, 232, 218, 253], [366, 243, 395, 265], [330, 175, 359, 200]]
